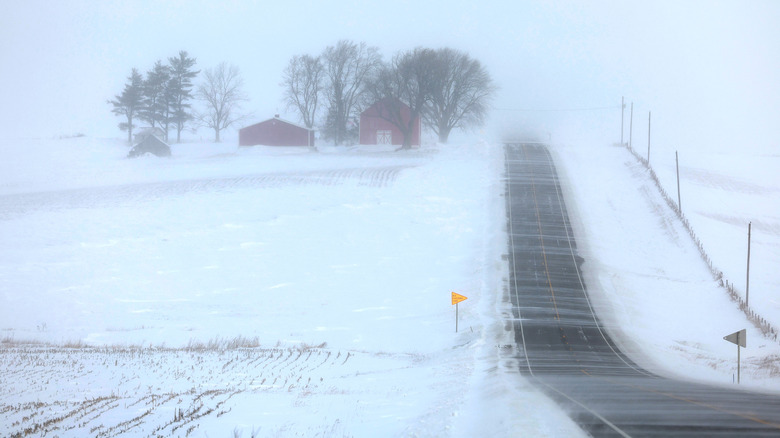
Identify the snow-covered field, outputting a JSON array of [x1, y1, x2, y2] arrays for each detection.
[[0, 134, 778, 436]]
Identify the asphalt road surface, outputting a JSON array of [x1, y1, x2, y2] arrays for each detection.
[[505, 143, 780, 437]]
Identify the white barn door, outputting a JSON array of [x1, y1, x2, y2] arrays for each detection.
[[376, 130, 391, 145]]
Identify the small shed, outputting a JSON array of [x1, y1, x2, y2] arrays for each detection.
[[239, 115, 315, 147], [128, 135, 171, 158], [133, 127, 165, 143], [359, 98, 420, 147]]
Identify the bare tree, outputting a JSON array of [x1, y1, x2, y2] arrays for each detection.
[[322, 40, 381, 145], [367, 48, 438, 150], [195, 62, 249, 142], [424, 48, 495, 143], [281, 54, 323, 129]]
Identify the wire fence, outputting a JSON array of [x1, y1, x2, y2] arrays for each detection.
[[620, 142, 778, 343]]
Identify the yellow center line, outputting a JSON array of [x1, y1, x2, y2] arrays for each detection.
[[523, 144, 560, 321], [580, 370, 780, 429]]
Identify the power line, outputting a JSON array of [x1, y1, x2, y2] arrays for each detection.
[[492, 105, 621, 112]]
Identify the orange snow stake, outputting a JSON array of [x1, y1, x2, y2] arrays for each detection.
[[451, 292, 468, 305], [451, 292, 468, 332]]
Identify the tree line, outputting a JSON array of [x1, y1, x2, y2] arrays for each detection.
[[110, 52, 249, 144], [282, 41, 495, 148], [111, 41, 494, 148], [109, 51, 199, 144]]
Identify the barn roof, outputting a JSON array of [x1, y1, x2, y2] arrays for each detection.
[[361, 97, 411, 116], [242, 116, 314, 132]]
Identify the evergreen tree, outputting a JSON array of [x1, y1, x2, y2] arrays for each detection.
[[320, 106, 339, 142], [139, 61, 172, 140], [168, 51, 199, 143], [109, 68, 144, 144]]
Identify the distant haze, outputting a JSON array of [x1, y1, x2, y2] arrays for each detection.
[[1, 0, 778, 152]]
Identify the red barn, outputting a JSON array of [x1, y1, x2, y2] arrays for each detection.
[[359, 99, 421, 147], [239, 115, 315, 147]]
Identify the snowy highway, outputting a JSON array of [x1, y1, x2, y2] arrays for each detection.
[[505, 143, 780, 437]]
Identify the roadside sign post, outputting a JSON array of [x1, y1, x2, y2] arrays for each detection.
[[723, 329, 746, 384], [451, 292, 468, 332]]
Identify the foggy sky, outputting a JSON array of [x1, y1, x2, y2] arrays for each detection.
[[1, 0, 778, 152]]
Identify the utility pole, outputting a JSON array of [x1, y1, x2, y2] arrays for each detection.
[[676, 151, 681, 211], [747, 222, 752, 307], [629, 102, 634, 150], [647, 111, 652, 164], [621, 96, 625, 145]]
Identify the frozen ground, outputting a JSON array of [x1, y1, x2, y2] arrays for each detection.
[[0, 135, 777, 436]]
